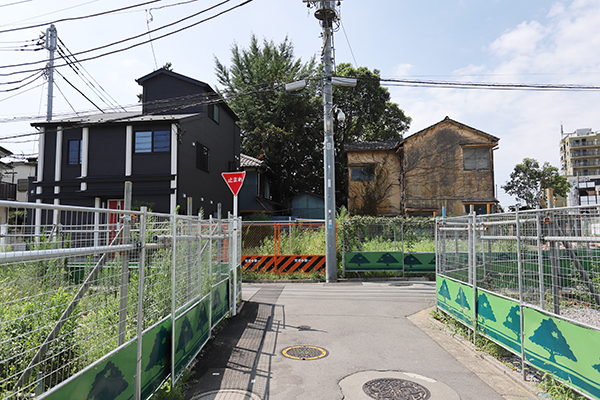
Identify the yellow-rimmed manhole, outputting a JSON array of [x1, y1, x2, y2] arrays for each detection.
[[281, 345, 328, 360]]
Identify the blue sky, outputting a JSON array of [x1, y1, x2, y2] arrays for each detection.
[[2, 0, 600, 208]]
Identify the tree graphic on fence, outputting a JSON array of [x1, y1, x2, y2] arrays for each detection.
[[176, 316, 194, 354], [377, 252, 399, 266], [349, 253, 369, 267], [196, 301, 209, 335], [593, 360, 600, 374], [403, 254, 423, 270], [145, 325, 170, 372], [454, 286, 470, 310], [439, 280, 451, 303], [503, 305, 521, 339], [478, 293, 496, 323], [529, 318, 577, 364], [86, 361, 129, 400]]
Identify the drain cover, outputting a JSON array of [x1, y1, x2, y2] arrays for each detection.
[[281, 345, 328, 360], [363, 378, 431, 400], [390, 282, 412, 287]]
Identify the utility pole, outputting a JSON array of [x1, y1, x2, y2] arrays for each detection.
[[45, 24, 57, 122], [303, 1, 341, 282]]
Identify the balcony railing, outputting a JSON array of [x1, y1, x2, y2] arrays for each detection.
[[570, 139, 600, 147], [0, 182, 16, 200]]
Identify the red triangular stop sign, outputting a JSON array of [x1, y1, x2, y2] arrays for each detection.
[[222, 171, 246, 196]]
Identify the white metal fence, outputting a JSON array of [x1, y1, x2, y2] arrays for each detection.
[[436, 206, 600, 399], [0, 200, 241, 400]]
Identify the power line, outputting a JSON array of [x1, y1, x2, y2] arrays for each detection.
[[57, 37, 125, 111], [0, 69, 44, 92], [0, 0, 162, 33], [379, 77, 600, 92], [0, 81, 44, 103], [0, 0, 234, 75], [0, 0, 32, 8], [55, 69, 104, 113]]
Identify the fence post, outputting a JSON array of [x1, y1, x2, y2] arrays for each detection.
[[516, 208, 526, 380], [135, 207, 147, 400], [198, 211, 204, 297], [471, 211, 477, 345], [118, 181, 132, 346], [217, 204, 222, 280], [187, 197, 193, 301], [209, 215, 213, 332], [550, 215, 560, 315], [536, 207, 545, 310], [171, 211, 178, 387]]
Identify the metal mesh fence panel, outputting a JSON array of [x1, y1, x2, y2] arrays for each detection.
[[242, 221, 326, 255], [341, 218, 436, 253], [0, 201, 240, 400], [437, 206, 600, 329]]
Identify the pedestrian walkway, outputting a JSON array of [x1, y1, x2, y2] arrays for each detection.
[[185, 281, 539, 400]]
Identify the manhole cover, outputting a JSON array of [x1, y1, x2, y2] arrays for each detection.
[[281, 345, 328, 360], [363, 378, 431, 400]]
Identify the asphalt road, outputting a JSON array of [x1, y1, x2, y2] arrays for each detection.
[[184, 281, 539, 400]]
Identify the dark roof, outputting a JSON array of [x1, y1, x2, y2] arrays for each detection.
[[136, 69, 213, 91], [136, 68, 238, 121], [31, 112, 197, 127], [344, 138, 402, 152], [404, 116, 500, 142]]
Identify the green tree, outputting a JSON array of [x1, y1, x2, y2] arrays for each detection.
[[215, 35, 322, 204], [215, 37, 411, 209], [501, 158, 570, 209]]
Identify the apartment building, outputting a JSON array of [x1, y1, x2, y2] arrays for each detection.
[[560, 127, 600, 206]]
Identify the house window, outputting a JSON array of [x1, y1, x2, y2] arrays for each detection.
[[350, 165, 375, 181], [208, 104, 220, 124], [463, 147, 490, 170], [67, 139, 81, 165], [196, 142, 209, 172], [464, 204, 492, 215], [134, 130, 170, 153]]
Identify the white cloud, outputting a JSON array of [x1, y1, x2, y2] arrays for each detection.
[[391, 63, 414, 77], [391, 0, 600, 207], [489, 21, 547, 57]]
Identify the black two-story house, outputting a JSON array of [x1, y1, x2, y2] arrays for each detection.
[[31, 69, 240, 216]]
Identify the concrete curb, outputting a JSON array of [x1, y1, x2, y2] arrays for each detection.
[[408, 307, 542, 400]]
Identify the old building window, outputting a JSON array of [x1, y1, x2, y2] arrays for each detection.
[[350, 165, 376, 181], [67, 139, 81, 165], [463, 147, 490, 170], [134, 130, 170, 153], [196, 142, 210, 172]]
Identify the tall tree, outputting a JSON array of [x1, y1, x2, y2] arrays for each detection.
[[215, 37, 411, 210], [215, 35, 322, 205], [333, 63, 410, 143], [502, 158, 570, 209]]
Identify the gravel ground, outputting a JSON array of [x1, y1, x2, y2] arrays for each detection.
[[561, 306, 600, 328]]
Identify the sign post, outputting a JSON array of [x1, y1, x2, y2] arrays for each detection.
[[222, 171, 245, 317], [221, 171, 246, 217]]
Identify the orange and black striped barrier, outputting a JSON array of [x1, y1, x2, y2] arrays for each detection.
[[242, 255, 325, 274]]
